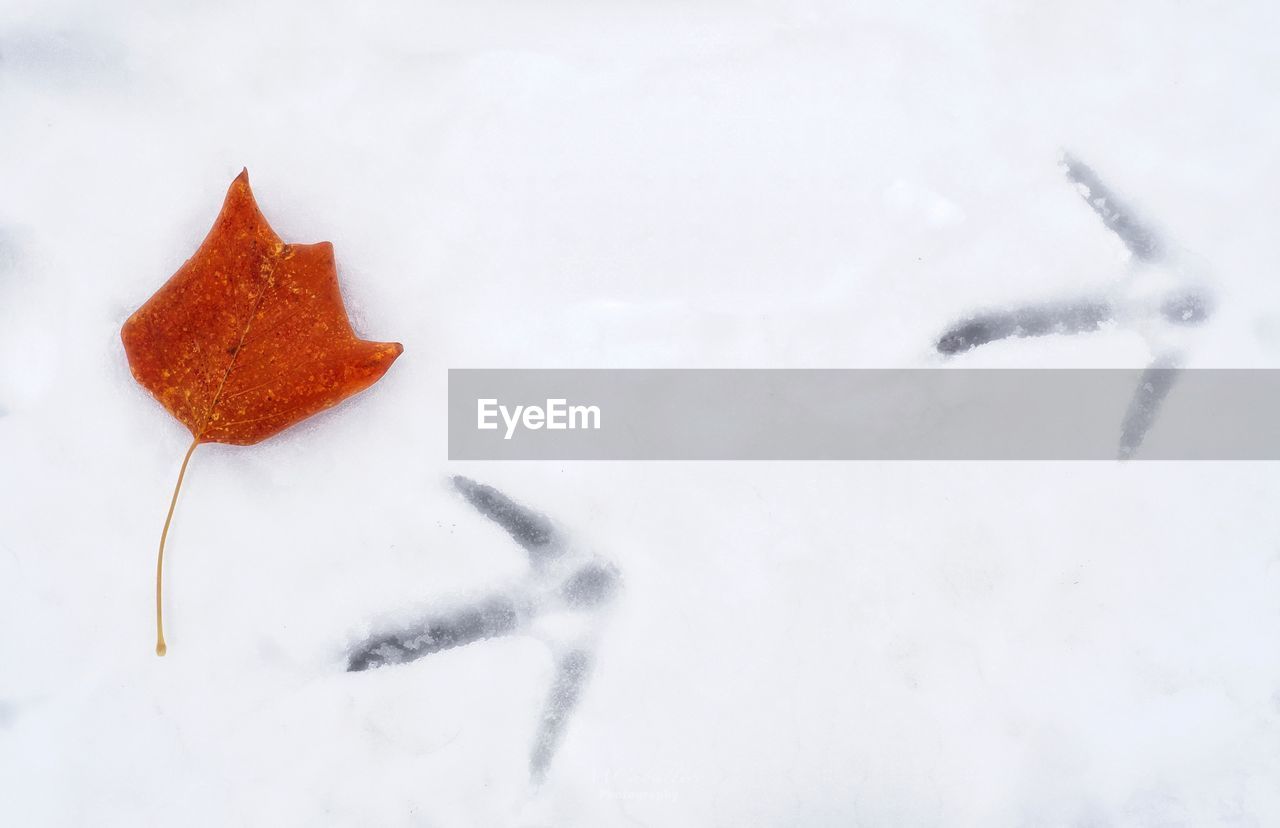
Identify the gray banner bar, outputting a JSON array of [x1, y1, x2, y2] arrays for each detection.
[[448, 369, 1280, 460]]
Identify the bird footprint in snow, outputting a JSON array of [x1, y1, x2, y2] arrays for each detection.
[[936, 153, 1214, 457], [346, 476, 618, 783]]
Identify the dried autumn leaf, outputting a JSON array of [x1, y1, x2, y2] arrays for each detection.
[[122, 170, 403, 656]]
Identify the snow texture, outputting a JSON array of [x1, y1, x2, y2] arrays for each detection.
[[2, 0, 1280, 826]]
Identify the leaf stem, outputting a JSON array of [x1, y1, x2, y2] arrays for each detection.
[[156, 438, 200, 656]]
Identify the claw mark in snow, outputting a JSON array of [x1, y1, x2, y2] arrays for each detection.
[[452, 475, 561, 561], [530, 648, 593, 783], [936, 300, 1113, 355], [1061, 152, 1163, 262], [346, 595, 521, 672], [1118, 354, 1183, 459]]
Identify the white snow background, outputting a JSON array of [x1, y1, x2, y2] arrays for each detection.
[[2, 0, 1280, 825]]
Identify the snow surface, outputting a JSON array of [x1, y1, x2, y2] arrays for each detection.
[[2, 0, 1280, 825]]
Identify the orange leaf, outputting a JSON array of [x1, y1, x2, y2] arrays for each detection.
[[122, 170, 403, 656]]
